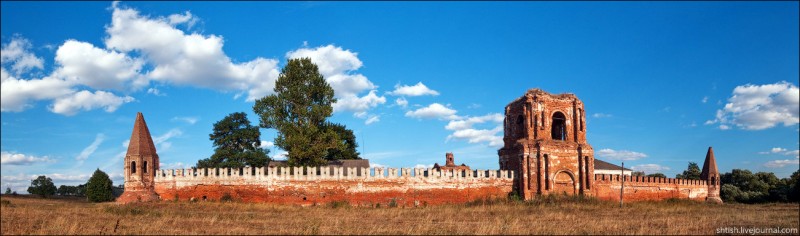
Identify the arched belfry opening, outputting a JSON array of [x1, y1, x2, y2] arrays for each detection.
[[551, 112, 567, 140], [131, 161, 137, 173]]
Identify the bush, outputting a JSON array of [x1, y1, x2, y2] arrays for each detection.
[[220, 192, 234, 202], [86, 169, 115, 202]]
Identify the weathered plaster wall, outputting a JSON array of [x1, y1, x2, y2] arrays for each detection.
[[592, 174, 709, 201], [153, 167, 514, 206]]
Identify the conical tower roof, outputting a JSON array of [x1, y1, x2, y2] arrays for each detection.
[[700, 146, 718, 180], [125, 112, 157, 157]]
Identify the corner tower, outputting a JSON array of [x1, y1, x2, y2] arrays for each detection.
[[498, 89, 594, 200], [700, 147, 723, 204], [117, 112, 161, 203]]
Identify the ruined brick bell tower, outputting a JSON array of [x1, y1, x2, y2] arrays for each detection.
[[498, 89, 594, 200], [117, 112, 161, 203]]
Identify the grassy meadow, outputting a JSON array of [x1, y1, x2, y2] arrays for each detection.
[[1, 195, 798, 235]]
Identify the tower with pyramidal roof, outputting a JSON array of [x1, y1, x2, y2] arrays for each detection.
[[117, 112, 161, 203]]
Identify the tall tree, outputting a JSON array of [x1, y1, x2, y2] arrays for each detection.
[[646, 173, 667, 178], [253, 58, 344, 166], [85, 169, 114, 202], [324, 123, 360, 160], [676, 162, 701, 180], [27, 175, 56, 198], [197, 112, 270, 168]]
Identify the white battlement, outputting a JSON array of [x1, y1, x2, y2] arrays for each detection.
[[154, 166, 513, 181]]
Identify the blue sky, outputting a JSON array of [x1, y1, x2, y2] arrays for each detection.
[[1, 1, 798, 193]]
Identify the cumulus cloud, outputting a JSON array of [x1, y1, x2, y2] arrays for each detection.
[[764, 159, 799, 168], [147, 88, 165, 96], [286, 45, 385, 116], [630, 164, 670, 174], [405, 103, 460, 120], [0, 151, 53, 165], [0, 37, 44, 75], [395, 97, 408, 108], [389, 82, 439, 96], [105, 5, 281, 102], [54, 40, 146, 91], [596, 148, 648, 161], [1, 69, 74, 112], [49, 90, 134, 116], [414, 164, 434, 169], [153, 128, 182, 151], [706, 81, 799, 130], [76, 133, 106, 161], [445, 113, 504, 147]]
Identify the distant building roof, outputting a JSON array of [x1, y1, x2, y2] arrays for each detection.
[[268, 159, 369, 168], [594, 159, 632, 171]]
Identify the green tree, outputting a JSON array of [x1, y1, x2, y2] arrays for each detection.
[[647, 173, 667, 178], [253, 58, 344, 166], [324, 123, 360, 160], [85, 169, 114, 202], [632, 171, 645, 177], [197, 112, 271, 168], [4, 187, 10, 195], [27, 175, 56, 198], [675, 162, 701, 180]]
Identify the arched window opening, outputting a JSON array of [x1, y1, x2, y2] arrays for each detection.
[[578, 108, 584, 131], [131, 161, 137, 174], [144, 161, 148, 173], [711, 176, 716, 185], [551, 112, 567, 140]]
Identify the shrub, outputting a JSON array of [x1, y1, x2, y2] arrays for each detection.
[[86, 169, 115, 202], [220, 192, 234, 202]]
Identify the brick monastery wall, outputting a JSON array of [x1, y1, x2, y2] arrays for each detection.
[[592, 174, 709, 201], [153, 167, 514, 206]]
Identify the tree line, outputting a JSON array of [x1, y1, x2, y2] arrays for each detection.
[[639, 162, 799, 203], [7, 169, 117, 203]]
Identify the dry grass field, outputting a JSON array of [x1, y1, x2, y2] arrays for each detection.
[[1, 195, 798, 235]]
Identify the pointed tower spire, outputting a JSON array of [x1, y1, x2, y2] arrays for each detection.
[[700, 146, 718, 180], [700, 146, 723, 203], [126, 112, 158, 157]]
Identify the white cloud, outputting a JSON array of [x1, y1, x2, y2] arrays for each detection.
[[286, 45, 385, 116], [445, 113, 504, 147], [1, 68, 74, 112], [365, 115, 380, 125], [764, 159, 799, 168], [395, 97, 408, 108], [332, 90, 386, 113], [76, 133, 106, 161], [389, 82, 439, 96], [105, 4, 281, 102], [596, 148, 648, 161], [706, 81, 799, 130], [1, 37, 44, 75], [592, 113, 613, 118], [54, 40, 146, 91], [405, 103, 460, 120], [167, 11, 197, 29], [259, 140, 274, 149], [414, 164, 434, 169], [0, 151, 53, 165], [171, 116, 198, 125], [153, 128, 182, 151], [49, 90, 135, 116], [160, 162, 187, 169], [147, 88, 165, 96], [702, 96, 709, 104], [758, 147, 800, 158], [630, 164, 670, 174], [370, 163, 387, 168]]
